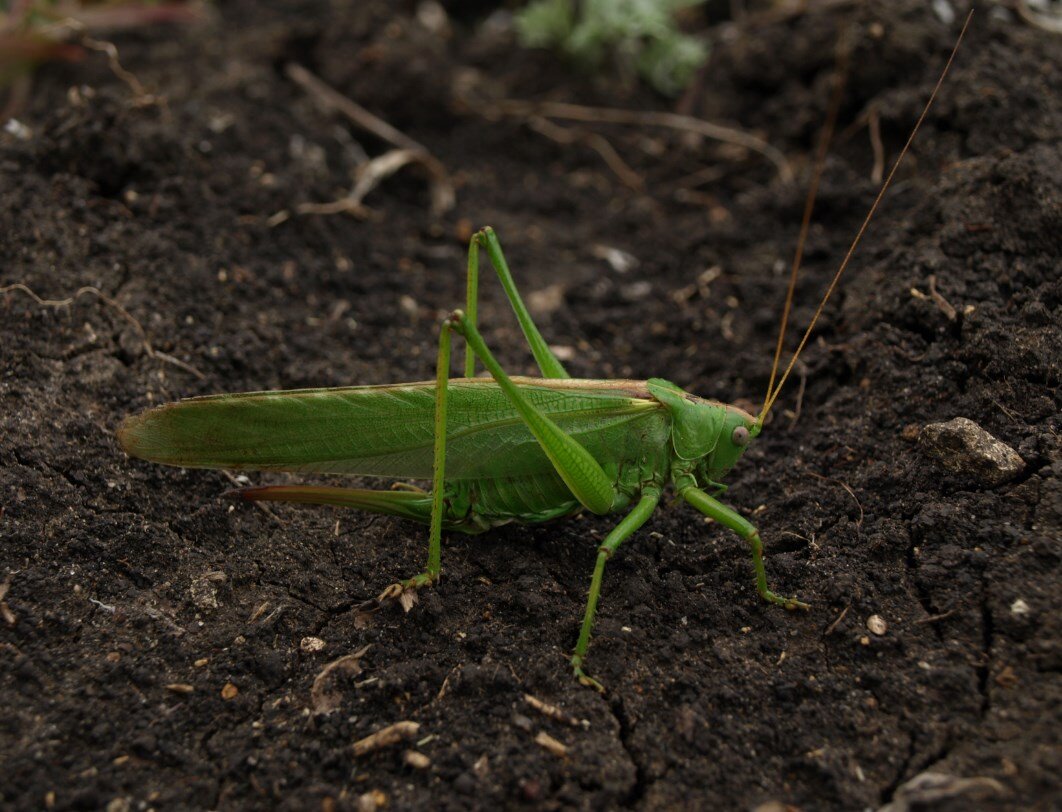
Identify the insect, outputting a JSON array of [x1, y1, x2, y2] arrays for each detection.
[[119, 21, 969, 689]]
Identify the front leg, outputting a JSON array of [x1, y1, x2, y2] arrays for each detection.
[[681, 487, 809, 610]]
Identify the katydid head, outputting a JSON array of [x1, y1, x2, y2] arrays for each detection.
[[697, 403, 758, 485], [647, 378, 758, 484]]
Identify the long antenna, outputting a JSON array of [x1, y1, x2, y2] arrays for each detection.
[[762, 38, 850, 419], [759, 10, 973, 424]]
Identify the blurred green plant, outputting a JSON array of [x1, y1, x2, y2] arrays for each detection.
[[515, 0, 708, 96], [1, 1, 200, 101]]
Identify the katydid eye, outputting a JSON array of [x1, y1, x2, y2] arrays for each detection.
[[732, 426, 750, 447]]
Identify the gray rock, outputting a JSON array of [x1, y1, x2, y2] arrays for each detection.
[[920, 417, 1025, 486]]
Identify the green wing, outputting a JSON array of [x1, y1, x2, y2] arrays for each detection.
[[118, 378, 662, 480]]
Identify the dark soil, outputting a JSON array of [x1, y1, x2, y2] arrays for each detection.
[[2, 1, 1059, 810]]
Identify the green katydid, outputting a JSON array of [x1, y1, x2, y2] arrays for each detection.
[[118, 20, 969, 689]]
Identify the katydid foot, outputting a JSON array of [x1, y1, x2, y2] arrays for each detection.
[[571, 655, 605, 693], [761, 589, 810, 611], [373, 572, 437, 612]]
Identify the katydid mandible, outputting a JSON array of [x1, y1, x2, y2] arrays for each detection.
[[118, 21, 969, 689]]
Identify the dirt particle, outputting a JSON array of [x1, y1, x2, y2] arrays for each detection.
[[189, 578, 219, 611], [165, 683, 194, 694], [1010, 598, 1031, 617], [453, 772, 477, 795], [995, 666, 1019, 689], [866, 614, 887, 636], [221, 682, 238, 700]]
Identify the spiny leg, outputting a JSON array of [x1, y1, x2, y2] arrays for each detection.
[[571, 490, 660, 691], [449, 310, 614, 515], [376, 319, 453, 608], [680, 487, 809, 610], [464, 227, 570, 380]]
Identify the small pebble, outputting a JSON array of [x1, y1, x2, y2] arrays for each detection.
[[453, 772, 477, 795], [221, 682, 239, 700], [920, 417, 1024, 486], [867, 615, 888, 636], [1010, 598, 1030, 617], [300, 636, 326, 653]]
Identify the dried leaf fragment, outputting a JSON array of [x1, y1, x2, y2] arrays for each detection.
[[311, 646, 370, 715]]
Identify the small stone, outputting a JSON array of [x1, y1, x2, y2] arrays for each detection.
[[866, 615, 888, 636], [189, 578, 218, 611], [356, 789, 387, 812], [994, 666, 1019, 688], [453, 772, 477, 795], [1010, 598, 1030, 617], [300, 636, 326, 653], [165, 683, 194, 694], [194, 657, 209, 667], [859, 635, 871, 646], [221, 682, 239, 700], [920, 417, 1024, 486], [520, 779, 542, 802]]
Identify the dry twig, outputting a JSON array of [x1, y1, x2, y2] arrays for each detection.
[[353, 721, 421, 757], [285, 63, 454, 215], [867, 106, 885, 185], [524, 694, 589, 728], [1012, 0, 1062, 33]]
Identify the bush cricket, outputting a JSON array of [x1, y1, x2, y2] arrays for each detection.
[[119, 17, 970, 689]]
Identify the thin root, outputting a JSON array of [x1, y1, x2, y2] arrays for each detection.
[[527, 116, 644, 190], [823, 604, 850, 636], [0, 283, 204, 379], [806, 469, 864, 529], [480, 98, 793, 184]]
